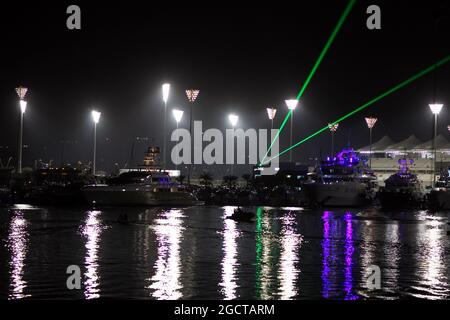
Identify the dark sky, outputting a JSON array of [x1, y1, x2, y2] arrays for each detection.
[[0, 1, 449, 175]]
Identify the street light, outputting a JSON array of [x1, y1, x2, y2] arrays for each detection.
[[328, 123, 339, 156], [365, 117, 378, 168], [228, 114, 239, 175], [91, 110, 101, 176], [285, 99, 299, 162], [229, 114, 238, 127], [173, 109, 184, 124], [266, 107, 277, 130], [186, 89, 200, 185], [172, 109, 184, 172], [162, 83, 171, 171], [429, 103, 444, 187], [15, 86, 28, 174]]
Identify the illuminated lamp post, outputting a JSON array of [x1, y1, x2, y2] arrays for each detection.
[[186, 89, 199, 185], [266, 107, 277, 130], [285, 99, 299, 162], [365, 117, 378, 168], [91, 110, 101, 176], [328, 123, 339, 156], [172, 109, 184, 172], [162, 83, 171, 171], [429, 103, 444, 187], [15, 86, 28, 174], [228, 114, 239, 175]]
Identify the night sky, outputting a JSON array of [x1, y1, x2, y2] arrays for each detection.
[[0, 1, 449, 176]]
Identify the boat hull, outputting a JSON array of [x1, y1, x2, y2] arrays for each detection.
[[378, 190, 424, 210], [304, 182, 370, 207], [427, 189, 450, 211], [83, 186, 200, 207]]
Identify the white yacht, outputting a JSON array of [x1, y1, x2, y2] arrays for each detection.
[[82, 171, 200, 207], [304, 148, 378, 207]]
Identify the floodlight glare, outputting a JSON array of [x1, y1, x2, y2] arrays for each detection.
[[91, 110, 101, 124], [229, 114, 239, 127], [20, 100, 27, 114], [162, 83, 171, 103], [429, 103, 443, 115], [266, 108, 277, 120], [285, 99, 299, 110], [173, 109, 184, 123]]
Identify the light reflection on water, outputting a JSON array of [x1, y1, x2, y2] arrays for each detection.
[[80, 210, 104, 299], [1, 206, 450, 300], [322, 211, 337, 299], [412, 218, 448, 299], [255, 208, 274, 299], [219, 206, 241, 300], [383, 222, 400, 296], [343, 212, 357, 300], [278, 211, 302, 300], [7, 210, 30, 299], [148, 209, 184, 300]]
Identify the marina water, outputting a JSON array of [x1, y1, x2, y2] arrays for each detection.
[[0, 205, 449, 300]]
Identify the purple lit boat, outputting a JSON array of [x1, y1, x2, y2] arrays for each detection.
[[304, 148, 378, 207]]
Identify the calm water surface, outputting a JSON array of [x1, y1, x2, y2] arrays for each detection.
[[0, 205, 449, 300]]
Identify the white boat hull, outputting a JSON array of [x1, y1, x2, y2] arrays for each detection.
[[83, 184, 200, 207]]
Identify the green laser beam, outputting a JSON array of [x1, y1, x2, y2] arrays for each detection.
[[262, 55, 450, 165], [260, 0, 357, 164]]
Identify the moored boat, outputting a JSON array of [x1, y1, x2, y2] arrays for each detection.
[[304, 148, 377, 207], [378, 159, 425, 210], [427, 169, 450, 211], [82, 171, 200, 207]]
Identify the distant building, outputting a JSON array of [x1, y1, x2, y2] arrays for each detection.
[[119, 146, 180, 177], [357, 134, 450, 186], [141, 146, 161, 169]]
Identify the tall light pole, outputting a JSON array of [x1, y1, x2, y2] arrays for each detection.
[[429, 103, 444, 187], [186, 89, 199, 185], [172, 109, 184, 173], [228, 114, 239, 175], [91, 110, 101, 176], [285, 99, 299, 162], [162, 83, 171, 171], [15, 86, 28, 174], [266, 107, 277, 130], [365, 117, 378, 168], [328, 123, 339, 156]]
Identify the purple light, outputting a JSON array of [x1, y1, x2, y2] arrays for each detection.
[[321, 211, 333, 299], [344, 212, 358, 300]]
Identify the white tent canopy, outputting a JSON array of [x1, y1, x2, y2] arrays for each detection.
[[385, 134, 422, 152], [412, 134, 449, 151], [358, 136, 395, 153], [358, 134, 450, 154]]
